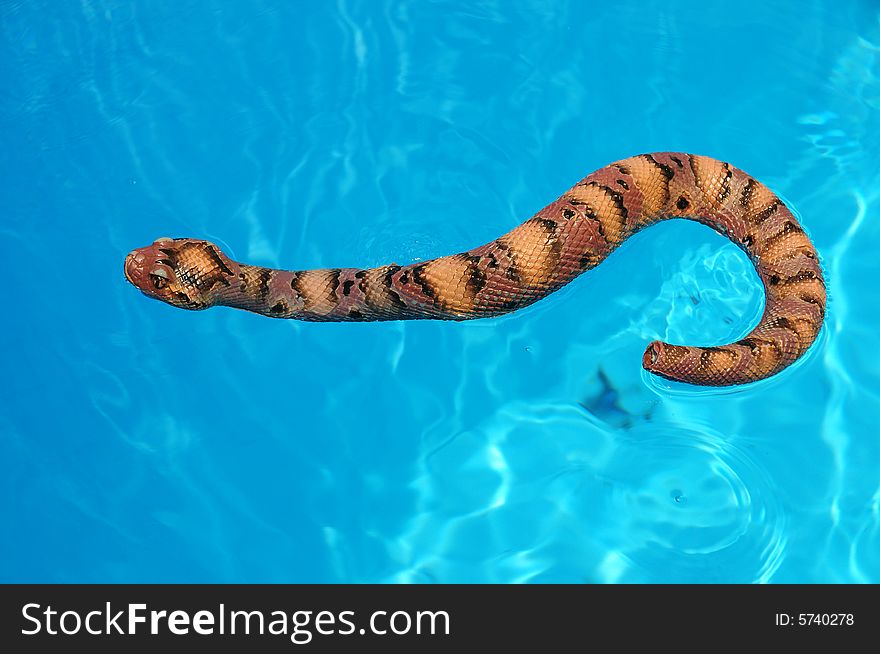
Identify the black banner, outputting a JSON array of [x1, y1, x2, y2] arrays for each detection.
[[1, 584, 875, 651]]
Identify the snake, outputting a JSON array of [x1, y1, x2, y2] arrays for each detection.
[[124, 152, 826, 386]]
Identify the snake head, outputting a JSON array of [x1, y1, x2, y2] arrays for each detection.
[[124, 237, 236, 310]]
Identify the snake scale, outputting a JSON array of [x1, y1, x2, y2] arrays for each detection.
[[125, 153, 826, 386]]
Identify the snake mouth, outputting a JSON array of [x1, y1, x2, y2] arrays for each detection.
[[124, 254, 133, 284], [642, 341, 662, 369], [123, 252, 137, 286], [124, 250, 147, 289]]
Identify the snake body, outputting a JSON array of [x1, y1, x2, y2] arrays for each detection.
[[124, 153, 826, 386]]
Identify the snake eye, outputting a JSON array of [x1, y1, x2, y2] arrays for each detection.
[[150, 268, 169, 290]]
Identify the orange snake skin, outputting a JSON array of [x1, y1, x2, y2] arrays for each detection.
[[124, 153, 826, 386]]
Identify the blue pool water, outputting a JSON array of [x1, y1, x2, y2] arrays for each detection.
[[2, 0, 879, 584]]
